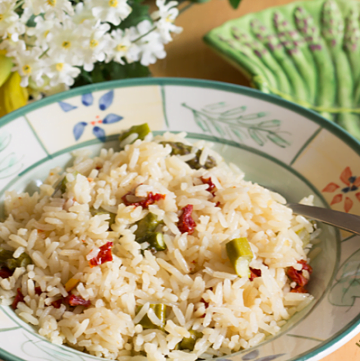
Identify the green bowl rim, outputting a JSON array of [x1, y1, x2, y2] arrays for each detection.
[[0, 77, 359, 361]]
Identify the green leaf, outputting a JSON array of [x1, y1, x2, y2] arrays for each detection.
[[240, 112, 269, 121], [72, 61, 151, 88], [221, 106, 247, 117], [119, 0, 151, 29], [228, 0, 243, 9]]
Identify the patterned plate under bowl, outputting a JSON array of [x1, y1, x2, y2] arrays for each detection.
[[0, 78, 360, 361], [204, 0, 360, 140]]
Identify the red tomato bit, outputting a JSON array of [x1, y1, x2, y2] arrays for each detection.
[[67, 294, 91, 307], [287, 260, 313, 288], [35, 287, 42, 296], [200, 177, 216, 196], [0, 267, 13, 279], [51, 299, 63, 309], [12, 288, 24, 310], [89, 241, 113, 267], [122, 191, 166, 208], [291, 285, 309, 293], [249, 268, 262, 281], [178, 205, 196, 235]]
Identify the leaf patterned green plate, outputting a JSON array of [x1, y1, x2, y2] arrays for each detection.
[[204, 0, 360, 140], [0, 78, 360, 361]]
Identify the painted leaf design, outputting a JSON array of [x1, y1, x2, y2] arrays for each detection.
[[102, 113, 123, 124], [344, 197, 353, 213], [231, 127, 246, 141], [356, 192, 360, 202], [257, 119, 281, 129], [249, 128, 265, 146], [322, 182, 340, 192], [0, 132, 11, 152], [203, 102, 227, 111], [22, 340, 85, 361], [329, 248, 360, 307], [93, 126, 106, 142], [240, 111, 268, 121], [330, 194, 343, 205], [266, 133, 291, 148], [81, 93, 93, 106], [221, 106, 247, 117], [340, 167, 352, 186], [99, 90, 114, 111], [242, 349, 259, 360], [256, 354, 286, 361], [194, 114, 210, 132], [0, 152, 23, 179], [58, 101, 77, 112], [213, 122, 226, 137], [73, 121, 87, 141]]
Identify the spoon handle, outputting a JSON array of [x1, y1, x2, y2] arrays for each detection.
[[287, 203, 360, 235]]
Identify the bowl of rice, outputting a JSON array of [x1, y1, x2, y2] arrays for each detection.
[[0, 78, 359, 361]]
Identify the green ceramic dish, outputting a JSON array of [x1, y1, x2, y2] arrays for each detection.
[[204, 0, 360, 140], [0, 78, 360, 361]]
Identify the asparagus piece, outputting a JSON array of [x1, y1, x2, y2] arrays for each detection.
[[214, 34, 278, 93], [345, 7, 360, 87], [119, 123, 150, 144], [161, 141, 216, 170], [179, 330, 203, 350], [134, 213, 162, 242], [273, 11, 317, 105], [230, 27, 292, 96], [294, 6, 336, 120], [91, 208, 116, 229], [250, 18, 309, 104], [226, 237, 253, 278], [0, 247, 33, 270], [137, 304, 166, 330], [141, 232, 166, 252], [322, 0, 359, 138]]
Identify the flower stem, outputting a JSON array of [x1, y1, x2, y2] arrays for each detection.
[[13, 0, 25, 11], [179, 2, 193, 14]]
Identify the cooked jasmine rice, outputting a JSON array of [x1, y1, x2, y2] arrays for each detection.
[[0, 130, 316, 361]]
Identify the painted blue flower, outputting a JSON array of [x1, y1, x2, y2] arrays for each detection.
[[59, 90, 123, 142]]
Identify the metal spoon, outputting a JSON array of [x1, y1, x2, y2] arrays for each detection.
[[287, 203, 360, 235]]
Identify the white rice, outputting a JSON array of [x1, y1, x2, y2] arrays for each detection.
[[0, 131, 317, 360]]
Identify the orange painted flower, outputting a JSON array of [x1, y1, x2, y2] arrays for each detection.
[[322, 167, 360, 213]]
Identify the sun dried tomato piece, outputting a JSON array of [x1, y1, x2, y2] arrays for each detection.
[[0, 267, 13, 279], [51, 299, 63, 309], [35, 287, 42, 295], [200, 177, 216, 196], [67, 295, 91, 307], [287, 260, 312, 287], [122, 191, 166, 208], [298, 259, 313, 274], [89, 242, 113, 267], [291, 285, 309, 293], [178, 205, 196, 235], [12, 288, 24, 310], [249, 268, 262, 281]]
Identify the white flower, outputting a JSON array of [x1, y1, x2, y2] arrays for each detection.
[[0, 0, 25, 41], [27, 16, 59, 49], [44, 56, 81, 87], [134, 20, 166, 66], [151, 0, 182, 43], [79, 21, 112, 71], [47, 19, 83, 66], [23, 0, 73, 19], [72, 1, 96, 25], [107, 29, 140, 64], [90, 0, 132, 26], [10, 43, 46, 87]]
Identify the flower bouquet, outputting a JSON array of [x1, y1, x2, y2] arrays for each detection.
[[0, 0, 185, 115]]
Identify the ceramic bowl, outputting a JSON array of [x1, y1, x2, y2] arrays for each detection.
[[0, 78, 360, 361]]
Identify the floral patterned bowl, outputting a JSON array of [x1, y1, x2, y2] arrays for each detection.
[[0, 78, 360, 361]]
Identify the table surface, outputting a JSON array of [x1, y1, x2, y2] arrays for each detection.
[[149, 0, 360, 360]]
